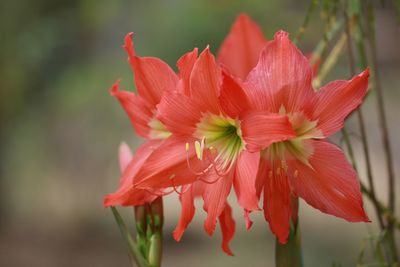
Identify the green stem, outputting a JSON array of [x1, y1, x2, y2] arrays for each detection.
[[293, 0, 319, 45], [111, 207, 150, 267], [275, 198, 303, 267]]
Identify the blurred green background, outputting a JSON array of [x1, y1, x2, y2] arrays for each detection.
[[1, 0, 399, 266]]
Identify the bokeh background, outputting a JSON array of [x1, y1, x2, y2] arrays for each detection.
[[1, 0, 399, 266]]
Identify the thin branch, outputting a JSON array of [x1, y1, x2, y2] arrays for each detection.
[[363, 1, 398, 261], [343, 6, 385, 230], [293, 0, 319, 44]]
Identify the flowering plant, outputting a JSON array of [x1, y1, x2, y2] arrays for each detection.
[[104, 1, 399, 266]]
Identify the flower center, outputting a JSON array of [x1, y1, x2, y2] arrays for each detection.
[[148, 118, 172, 139], [264, 107, 322, 175], [194, 113, 244, 173]]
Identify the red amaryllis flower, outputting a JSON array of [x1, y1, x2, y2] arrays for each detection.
[[104, 34, 242, 254], [218, 14, 320, 80], [104, 32, 180, 207], [241, 30, 370, 243], [133, 46, 295, 239]]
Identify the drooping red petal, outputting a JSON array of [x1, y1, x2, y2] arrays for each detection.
[[233, 151, 260, 212], [217, 14, 268, 80], [177, 48, 198, 95], [245, 31, 313, 112], [104, 140, 162, 207], [110, 80, 153, 138], [313, 69, 369, 137], [244, 209, 253, 230], [173, 185, 195, 241], [262, 160, 292, 244], [241, 111, 296, 152], [203, 169, 234, 235], [156, 92, 202, 137], [219, 72, 251, 118], [218, 202, 236, 256], [190, 47, 222, 114], [134, 136, 209, 189], [290, 140, 370, 222], [123, 32, 178, 107]]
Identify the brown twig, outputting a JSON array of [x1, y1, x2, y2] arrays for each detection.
[[342, 7, 385, 230]]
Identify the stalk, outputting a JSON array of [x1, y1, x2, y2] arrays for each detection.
[[275, 197, 303, 267]]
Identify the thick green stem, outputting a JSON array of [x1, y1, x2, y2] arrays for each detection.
[[275, 198, 303, 267], [148, 197, 163, 267], [111, 207, 150, 267]]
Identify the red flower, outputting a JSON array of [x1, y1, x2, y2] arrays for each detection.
[[104, 32, 179, 207], [133, 45, 295, 249], [242, 31, 370, 243], [217, 14, 320, 80], [104, 33, 253, 255]]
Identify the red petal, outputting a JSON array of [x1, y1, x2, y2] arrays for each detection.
[[313, 69, 369, 137], [203, 169, 233, 235], [156, 92, 202, 137], [233, 151, 260, 212], [134, 136, 208, 188], [262, 160, 292, 244], [218, 202, 236, 256], [190, 47, 222, 114], [173, 185, 195, 241], [217, 14, 268, 80], [177, 48, 198, 95], [110, 80, 153, 138], [245, 31, 313, 112], [219, 72, 251, 118], [290, 140, 370, 222], [244, 209, 253, 230], [123, 32, 178, 106], [103, 140, 162, 207], [241, 111, 296, 152]]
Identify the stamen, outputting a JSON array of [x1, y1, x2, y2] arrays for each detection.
[[294, 170, 299, 178], [185, 147, 209, 176], [185, 142, 190, 152], [169, 175, 191, 196]]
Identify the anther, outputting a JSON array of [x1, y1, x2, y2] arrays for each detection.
[[294, 170, 299, 178]]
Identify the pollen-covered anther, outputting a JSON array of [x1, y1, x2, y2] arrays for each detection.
[[169, 174, 176, 180], [293, 170, 299, 178], [194, 137, 206, 160]]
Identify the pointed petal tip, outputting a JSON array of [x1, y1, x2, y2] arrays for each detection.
[[359, 68, 370, 78], [204, 221, 216, 236], [236, 13, 251, 22], [223, 246, 235, 256], [277, 235, 289, 244], [123, 32, 134, 45], [274, 30, 290, 40], [172, 230, 183, 242], [123, 32, 136, 58], [109, 80, 121, 95], [103, 194, 114, 208]]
